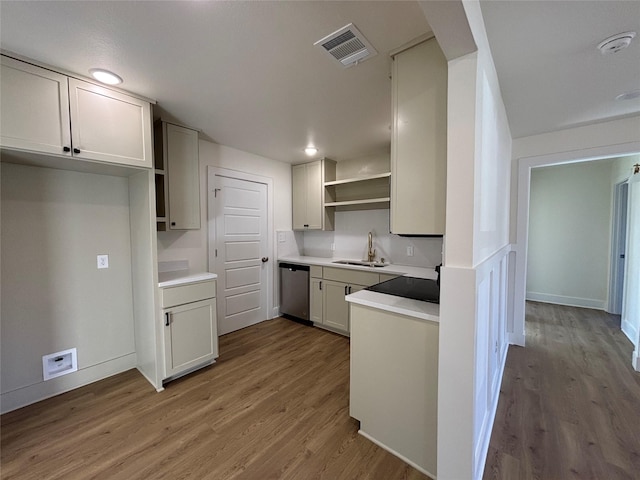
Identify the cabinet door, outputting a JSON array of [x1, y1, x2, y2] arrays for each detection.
[[391, 39, 447, 235], [310, 277, 324, 324], [305, 160, 323, 229], [0, 56, 71, 156], [292, 163, 307, 230], [69, 78, 153, 168], [165, 123, 200, 229], [323, 280, 350, 332], [163, 298, 218, 378]]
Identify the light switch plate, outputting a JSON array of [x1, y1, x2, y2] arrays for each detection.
[[97, 254, 109, 269], [277, 232, 286, 243], [406, 246, 414, 257]]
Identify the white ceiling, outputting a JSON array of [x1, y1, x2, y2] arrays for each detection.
[[1, 1, 639, 163], [480, 0, 640, 139]]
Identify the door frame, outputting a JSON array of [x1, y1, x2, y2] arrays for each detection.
[[207, 166, 276, 324], [512, 140, 640, 348], [608, 181, 629, 314]]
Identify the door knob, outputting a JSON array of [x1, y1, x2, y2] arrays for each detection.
[[261, 257, 269, 262]]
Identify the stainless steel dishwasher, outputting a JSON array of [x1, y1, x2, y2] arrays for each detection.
[[279, 262, 310, 323]]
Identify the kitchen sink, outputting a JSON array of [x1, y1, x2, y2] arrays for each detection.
[[332, 260, 388, 268]]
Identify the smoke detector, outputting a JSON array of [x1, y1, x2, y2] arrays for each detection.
[[314, 23, 378, 68], [597, 31, 636, 54]]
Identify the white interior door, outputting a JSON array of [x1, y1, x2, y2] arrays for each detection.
[[212, 176, 268, 335]]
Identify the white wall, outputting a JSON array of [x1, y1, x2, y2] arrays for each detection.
[[302, 209, 443, 267], [435, 1, 513, 479], [1, 163, 137, 412], [156, 139, 291, 273], [527, 160, 616, 309]]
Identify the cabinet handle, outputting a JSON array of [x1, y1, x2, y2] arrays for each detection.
[[319, 281, 322, 291], [171, 222, 176, 226], [304, 224, 309, 228], [73, 148, 81, 154], [261, 257, 269, 263], [344, 285, 348, 295], [165, 312, 171, 326], [63, 146, 71, 152], [349, 286, 352, 294]]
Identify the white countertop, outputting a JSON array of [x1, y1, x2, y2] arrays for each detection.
[[279, 255, 439, 322], [346, 289, 439, 323], [278, 255, 438, 280], [158, 272, 218, 288]]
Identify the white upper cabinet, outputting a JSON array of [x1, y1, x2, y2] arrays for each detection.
[[390, 38, 447, 235], [154, 121, 200, 230], [1, 55, 153, 169], [69, 78, 152, 168], [0, 56, 71, 156], [292, 158, 336, 231]]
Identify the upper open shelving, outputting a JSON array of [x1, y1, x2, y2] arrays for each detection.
[[324, 172, 391, 209]]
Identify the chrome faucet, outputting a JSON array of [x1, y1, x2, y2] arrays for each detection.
[[367, 231, 376, 262]]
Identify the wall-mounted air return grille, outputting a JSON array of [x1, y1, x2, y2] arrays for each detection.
[[314, 23, 378, 68]]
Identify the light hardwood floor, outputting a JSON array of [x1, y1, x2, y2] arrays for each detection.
[[1, 318, 430, 480], [483, 301, 640, 480]]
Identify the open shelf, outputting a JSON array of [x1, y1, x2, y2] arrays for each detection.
[[324, 172, 391, 186], [324, 172, 391, 210], [325, 197, 390, 207]]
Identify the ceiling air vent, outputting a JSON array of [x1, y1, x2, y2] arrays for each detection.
[[314, 23, 378, 68]]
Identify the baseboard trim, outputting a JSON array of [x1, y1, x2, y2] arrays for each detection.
[[0, 353, 137, 414], [526, 292, 605, 310], [357, 429, 437, 480], [621, 318, 639, 346], [633, 349, 640, 372]]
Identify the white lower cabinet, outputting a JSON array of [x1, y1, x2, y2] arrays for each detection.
[[322, 281, 364, 332], [310, 267, 380, 335], [160, 280, 218, 381], [310, 277, 324, 324], [163, 299, 217, 378], [350, 303, 439, 477]]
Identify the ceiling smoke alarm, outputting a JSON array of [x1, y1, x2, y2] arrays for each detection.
[[314, 23, 378, 68], [597, 31, 636, 54]]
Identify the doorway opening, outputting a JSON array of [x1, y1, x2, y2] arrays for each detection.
[[513, 145, 640, 370]]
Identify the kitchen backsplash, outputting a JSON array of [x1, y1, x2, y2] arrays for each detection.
[[278, 209, 443, 268]]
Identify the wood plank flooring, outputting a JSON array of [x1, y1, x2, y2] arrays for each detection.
[[1, 318, 430, 480], [483, 301, 640, 480]]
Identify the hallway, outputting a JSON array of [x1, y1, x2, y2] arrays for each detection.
[[484, 301, 640, 479]]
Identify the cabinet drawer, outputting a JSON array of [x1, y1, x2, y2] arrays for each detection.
[[323, 267, 379, 287], [161, 280, 216, 308], [310, 265, 323, 278]]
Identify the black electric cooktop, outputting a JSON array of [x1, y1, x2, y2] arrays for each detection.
[[365, 276, 440, 304]]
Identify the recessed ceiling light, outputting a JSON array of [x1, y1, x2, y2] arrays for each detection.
[[305, 146, 318, 156], [597, 31, 636, 54], [615, 89, 640, 101], [89, 68, 123, 85]]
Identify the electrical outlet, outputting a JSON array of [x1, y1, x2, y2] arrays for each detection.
[[406, 246, 414, 257], [277, 232, 286, 243], [97, 254, 109, 269], [330, 243, 335, 251]]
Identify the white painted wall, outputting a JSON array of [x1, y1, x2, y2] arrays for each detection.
[[157, 139, 291, 272], [527, 160, 616, 309], [1, 163, 137, 412], [434, 2, 513, 479], [302, 209, 443, 267]]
